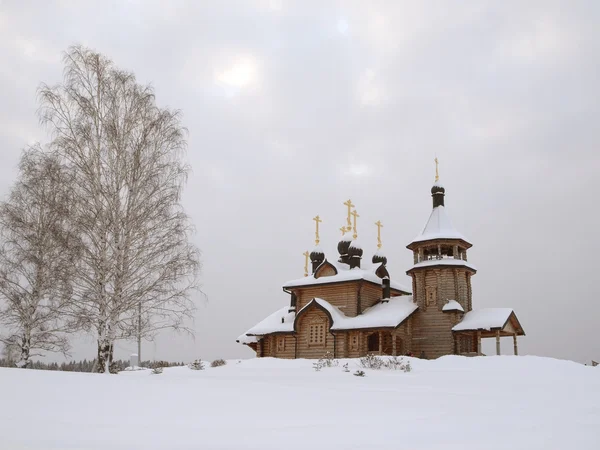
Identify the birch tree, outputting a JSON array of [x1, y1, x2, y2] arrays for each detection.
[[38, 46, 200, 373], [0, 148, 77, 368]]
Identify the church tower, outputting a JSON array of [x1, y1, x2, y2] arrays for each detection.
[[406, 161, 476, 358]]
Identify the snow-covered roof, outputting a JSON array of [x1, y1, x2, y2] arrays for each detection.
[[283, 260, 411, 293], [411, 206, 470, 245], [236, 334, 258, 344], [408, 258, 477, 272], [242, 307, 295, 336], [452, 308, 515, 332], [442, 300, 464, 312], [237, 296, 418, 342], [305, 297, 418, 331]]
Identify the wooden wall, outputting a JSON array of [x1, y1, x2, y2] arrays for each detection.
[[359, 282, 384, 313], [294, 282, 360, 317], [296, 307, 335, 359]]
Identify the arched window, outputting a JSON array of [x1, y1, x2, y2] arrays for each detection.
[[308, 318, 326, 346]]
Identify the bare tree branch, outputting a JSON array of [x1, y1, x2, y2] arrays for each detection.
[[0, 147, 79, 367], [37, 45, 201, 373]]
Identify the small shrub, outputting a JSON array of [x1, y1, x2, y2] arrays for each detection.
[[383, 356, 412, 372], [211, 359, 227, 368], [359, 354, 384, 370], [188, 359, 205, 370], [321, 351, 338, 367], [313, 352, 339, 371], [151, 367, 163, 375], [354, 370, 366, 377], [342, 363, 350, 373]]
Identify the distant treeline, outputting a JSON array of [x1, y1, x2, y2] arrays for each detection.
[[0, 358, 186, 372]]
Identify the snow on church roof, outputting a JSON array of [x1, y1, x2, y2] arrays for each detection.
[[411, 205, 470, 245], [442, 300, 464, 312], [283, 260, 411, 294], [237, 296, 418, 340], [239, 306, 295, 337], [452, 308, 515, 332], [307, 297, 418, 331], [408, 258, 477, 272]]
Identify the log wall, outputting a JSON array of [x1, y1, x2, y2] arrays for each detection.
[[294, 282, 360, 317], [295, 307, 335, 359]]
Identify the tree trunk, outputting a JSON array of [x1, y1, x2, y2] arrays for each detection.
[[96, 339, 114, 374], [16, 331, 31, 368]]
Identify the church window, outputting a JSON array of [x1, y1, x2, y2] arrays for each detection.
[[277, 336, 285, 352], [308, 320, 326, 346], [350, 333, 359, 350], [426, 286, 437, 306]]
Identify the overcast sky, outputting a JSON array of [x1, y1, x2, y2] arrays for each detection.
[[1, 0, 598, 364]]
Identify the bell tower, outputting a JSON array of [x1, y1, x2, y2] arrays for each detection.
[[406, 162, 476, 358]]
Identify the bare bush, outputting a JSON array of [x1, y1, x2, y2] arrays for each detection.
[[188, 359, 204, 370], [210, 359, 226, 368]]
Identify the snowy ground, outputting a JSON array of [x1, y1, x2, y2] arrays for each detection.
[[0, 356, 599, 450]]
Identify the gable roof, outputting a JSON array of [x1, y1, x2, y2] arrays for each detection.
[[237, 296, 419, 343], [410, 206, 471, 246], [452, 308, 525, 335], [241, 306, 294, 336], [304, 297, 418, 331], [283, 260, 411, 294]]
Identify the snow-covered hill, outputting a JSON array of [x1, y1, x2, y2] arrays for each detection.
[[0, 356, 598, 450]]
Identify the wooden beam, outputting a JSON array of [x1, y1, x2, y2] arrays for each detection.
[[513, 333, 518, 356], [496, 330, 500, 356], [392, 334, 397, 356], [378, 331, 383, 355], [476, 331, 481, 355]]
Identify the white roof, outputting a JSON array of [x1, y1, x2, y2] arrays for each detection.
[[236, 334, 258, 344], [442, 300, 464, 312], [408, 258, 477, 272], [411, 206, 470, 245], [237, 296, 418, 341], [307, 297, 418, 331], [283, 260, 411, 293], [242, 307, 295, 336], [452, 308, 514, 331]]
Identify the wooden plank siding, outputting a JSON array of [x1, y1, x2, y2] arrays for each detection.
[[296, 307, 335, 359], [294, 282, 360, 317]]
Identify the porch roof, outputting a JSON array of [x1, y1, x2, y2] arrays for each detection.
[[452, 308, 525, 336]]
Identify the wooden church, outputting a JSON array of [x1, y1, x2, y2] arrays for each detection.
[[237, 164, 525, 359]]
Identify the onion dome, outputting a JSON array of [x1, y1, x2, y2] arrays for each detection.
[[431, 181, 445, 207], [348, 239, 363, 257], [348, 239, 363, 269], [337, 230, 353, 263], [372, 249, 387, 266], [310, 245, 325, 274], [310, 245, 325, 266]]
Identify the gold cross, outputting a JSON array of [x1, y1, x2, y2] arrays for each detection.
[[340, 226, 346, 235], [375, 220, 383, 249], [351, 210, 360, 239], [343, 199, 354, 231], [435, 157, 439, 182], [312, 215, 322, 245], [303, 251, 309, 277]]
